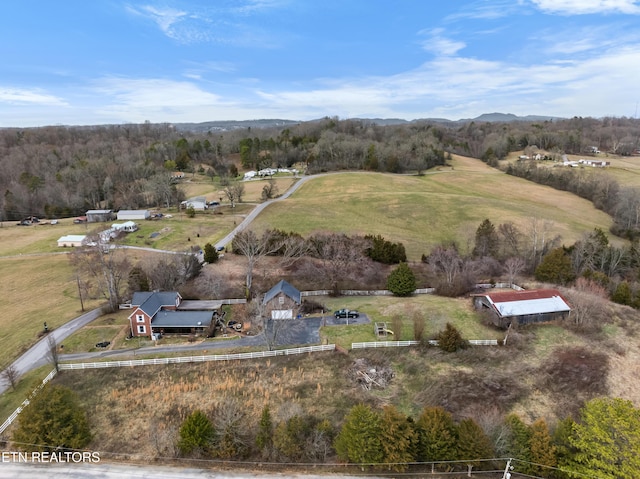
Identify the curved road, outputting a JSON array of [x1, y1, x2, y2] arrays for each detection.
[[0, 175, 318, 395]]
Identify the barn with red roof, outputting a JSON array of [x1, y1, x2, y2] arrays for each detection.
[[471, 288, 571, 328]]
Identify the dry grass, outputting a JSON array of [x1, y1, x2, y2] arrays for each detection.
[[0, 255, 103, 367], [37, 308, 640, 459], [250, 155, 615, 260]]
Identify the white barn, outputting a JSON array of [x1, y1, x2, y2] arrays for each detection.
[[117, 210, 150, 221], [57, 235, 87, 247]]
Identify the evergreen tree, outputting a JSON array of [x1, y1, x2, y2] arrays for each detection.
[[12, 385, 92, 452], [535, 247, 575, 285], [127, 265, 150, 292], [612, 281, 632, 305], [553, 417, 577, 479], [334, 404, 384, 467], [379, 405, 417, 471], [529, 418, 557, 477], [456, 418, 494, 473], [178, 410, 215, 456], [436, 322, 468, 352], [386, 262, 417, 297], [565, 398, 640, 479], [415, 406, 458, 464], [273, 415, 309, 461], [255, 405, 273, 457], [473, 219, 499, 257], [504, 414, 533, 475], [203, 243, 219, 263]]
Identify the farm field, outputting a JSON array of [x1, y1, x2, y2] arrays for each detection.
[[250, 155, 616, 260]]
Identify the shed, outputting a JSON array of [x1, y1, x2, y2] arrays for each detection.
[[86, 209, 115, 223], [263, 280, 302, 320], [57, 235, 87, 247], [472, 288, 571, 328], [180, 197, 208, 211], [117, 210, 150, 221]]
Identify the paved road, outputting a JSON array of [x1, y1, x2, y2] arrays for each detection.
[[0, 462, 384, 479], [0, 308, 103, 395], [0, 174, 325, 394]]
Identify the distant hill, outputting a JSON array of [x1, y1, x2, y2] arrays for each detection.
[[171, 119, 300, 133], [171, 113, 565, 132]]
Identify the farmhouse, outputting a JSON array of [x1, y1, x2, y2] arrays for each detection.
[[128, 291, 216, 338], [86, 209, 115, 223], [117, 210, 150, 221], [57, 234, 87, 247], [471, 288, 571, 328], [180, 196, 208, 211], [263, 280, 302, 320]]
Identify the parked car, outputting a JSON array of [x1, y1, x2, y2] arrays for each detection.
[[95, 341, 110, 348], [334, 309, 359, 319], [227, 320, 243, 331]]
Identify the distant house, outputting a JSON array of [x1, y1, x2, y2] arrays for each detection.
[[111, 221, 138, 233], [86, 209, 115, 223], [128, 291, 215, 338], [471, 288, 571, 328], [180, 197, 208, 211], [263, 280, 302, 320], [117, 210, 150, 221], [243, 170, 257, 180], [57, 235, 87, 247]]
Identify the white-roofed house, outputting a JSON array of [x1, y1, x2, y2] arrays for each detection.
[[57, 235, 87, 247], [471, 288, 571, 328]]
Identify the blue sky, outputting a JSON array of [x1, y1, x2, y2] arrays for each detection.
[[2, 0, 640, 127]]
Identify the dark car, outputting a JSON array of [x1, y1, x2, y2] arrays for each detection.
[[227, 320, 243, 331], [95, 341, 111, 348], [334, 309, 359, 319]]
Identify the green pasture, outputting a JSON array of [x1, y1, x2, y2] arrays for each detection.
[[318, 294, 504, 349], [249, 156, 615, 260], [0, 256, 103, 368]]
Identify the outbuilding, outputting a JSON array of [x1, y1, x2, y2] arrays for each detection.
[[117, 210, 150, 221], [57, 235, 87, 247], [180, 197, 208, 211], [472, 288, 571, 328], [86, 209, 115, 223], [263, 280, 302, 320]]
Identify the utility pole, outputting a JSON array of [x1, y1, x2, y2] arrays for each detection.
[[502, 458, 513, 479]]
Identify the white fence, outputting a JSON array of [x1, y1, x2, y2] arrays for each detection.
[[352, 339, 499, 349], [58, 344, 336, 370], [0, 368, 58, 435]]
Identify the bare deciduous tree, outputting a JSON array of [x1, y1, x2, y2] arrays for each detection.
[[504, 257, 526, 285], [2, 364, 19, 391], [308, 233, 367, 293], [224, 182, 245, 208], [47, 335, 60, 372], [232, 230, 283, 295]]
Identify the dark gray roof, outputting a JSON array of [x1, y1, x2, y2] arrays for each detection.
[[263, 280, 301, 305], [151, 311, 213, 328], [131, 291, 181, 317]]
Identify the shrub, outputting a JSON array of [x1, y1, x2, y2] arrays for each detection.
[[386, 262, 416, 297], [178, 410, 215, 456], [436, 322, 468, 352]]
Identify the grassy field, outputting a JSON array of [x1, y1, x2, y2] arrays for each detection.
[[0, 255, 103, 368], [249, 155, 615, 260]]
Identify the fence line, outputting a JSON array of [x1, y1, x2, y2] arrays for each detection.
[[0, 368, 58, 435], [300, 284, 518, 298], [58, 344, 336, 371], [352, 339, 499, 349]]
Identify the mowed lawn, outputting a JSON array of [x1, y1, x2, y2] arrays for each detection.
[[0, 255, 103, 367], [249, 155, 615, 260]]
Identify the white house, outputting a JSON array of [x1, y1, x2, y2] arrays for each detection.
[[117, 210, 150, 221], [111, 221, 138, 233], [57, 235, 87, 247], [180, 197, 208, 211], [243, 170, 257, 180]]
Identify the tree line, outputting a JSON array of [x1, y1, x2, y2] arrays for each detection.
[[3, 116, 639, 222], [12, 384, 640, 479]]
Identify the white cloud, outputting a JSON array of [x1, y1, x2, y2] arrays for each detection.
[[126, 4, 188, 40], [530, 0, 640, 15], [419, 28, 466, 56], [0, 87, 67, 106]]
